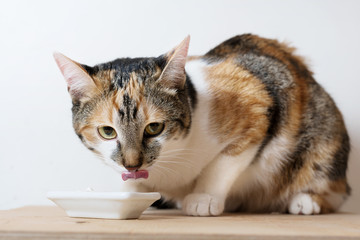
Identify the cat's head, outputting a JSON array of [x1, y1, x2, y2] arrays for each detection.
[[54, 36, 195, 173]]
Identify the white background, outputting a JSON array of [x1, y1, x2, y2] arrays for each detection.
[[0, 0, 359, 212]]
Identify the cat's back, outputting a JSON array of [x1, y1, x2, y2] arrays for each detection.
[[187, 34, 310, 147], [189, 34, 347, 144], [197, 34, 348, 150], [201, 34, 310, 97]]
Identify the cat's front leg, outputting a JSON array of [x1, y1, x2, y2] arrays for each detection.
[[182, 144, 260, 216]]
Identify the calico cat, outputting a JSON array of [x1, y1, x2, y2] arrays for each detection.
[[54, 34, 350, 216]]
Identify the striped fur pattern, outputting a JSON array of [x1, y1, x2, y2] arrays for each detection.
[[54, 34, 350, 216]]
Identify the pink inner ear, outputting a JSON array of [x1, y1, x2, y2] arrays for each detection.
[[53, 52, 96, 99], [159, 36, 190, 89]]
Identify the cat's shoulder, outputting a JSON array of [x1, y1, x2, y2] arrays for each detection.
[[196, 34, 312, 86], [202, 34, 296, 62]]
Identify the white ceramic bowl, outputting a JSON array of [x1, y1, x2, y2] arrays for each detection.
[[47, 191, 161, 219]]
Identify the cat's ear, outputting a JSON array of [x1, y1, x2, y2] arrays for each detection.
[[53, 52, 98, 102], [158, 36, 190, 89]]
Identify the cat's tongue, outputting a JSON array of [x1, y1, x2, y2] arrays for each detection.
[[122, 170, 149, 181]]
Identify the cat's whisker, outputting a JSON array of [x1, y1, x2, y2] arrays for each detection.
[[150, 166, 167, 180], [155, 164, 178, 175], [161, 148, 207, 155], [158, 155, 197, 164], [159, 152, 202, 160], [161, 148, 198, 154], [155, 160, 194, 169], [158, 155, 193, 161], [157, 156, 196, 165], [153, 164, 180, 178], [156, 160, 194, 169]]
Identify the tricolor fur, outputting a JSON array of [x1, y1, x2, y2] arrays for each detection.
[[55, 34, 350, 215]]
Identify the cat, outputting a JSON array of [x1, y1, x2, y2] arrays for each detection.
[[54, 34, 350, 216]]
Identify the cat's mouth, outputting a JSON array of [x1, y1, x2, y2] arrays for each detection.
[[121, 169, 149, 181]]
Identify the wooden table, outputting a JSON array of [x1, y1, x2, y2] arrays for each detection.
[[0, 206, 359, 239]]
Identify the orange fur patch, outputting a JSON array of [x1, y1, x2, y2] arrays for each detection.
[[205, 58, 272, 155], [329, 179, 348, 194], [80, 125, 99, 144], [310, 194, 334, 213], [92, 69, 115, 92]]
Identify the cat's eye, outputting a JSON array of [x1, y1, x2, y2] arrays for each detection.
[[144, 122, 165, 137], [98, 126, 117, 140]]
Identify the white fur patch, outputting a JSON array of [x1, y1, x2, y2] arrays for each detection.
[[260, 133, 294, 174], [97, 140, 124, 173], [242, 132, 295, 193], [289, 193, 320, 215], [194, 144, 260, 195], [185, 59, 209, 96], [182, 193, 224, 216]]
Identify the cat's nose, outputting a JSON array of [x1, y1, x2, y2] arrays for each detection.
[[125, 166, 140, 171], [123, 149, 143, 171]]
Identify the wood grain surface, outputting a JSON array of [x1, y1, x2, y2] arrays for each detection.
[[0, 206, 359, 240]]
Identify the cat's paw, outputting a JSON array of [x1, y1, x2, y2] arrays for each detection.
[[182, 193, 224, 216], [288, 193, 320, 215]]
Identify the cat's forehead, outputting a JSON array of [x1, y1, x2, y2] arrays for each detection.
[[92, 57, 165, 90], [86, 56, 169, 127], [90, 85, 163, 129], [95, 73, 163, 126]]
